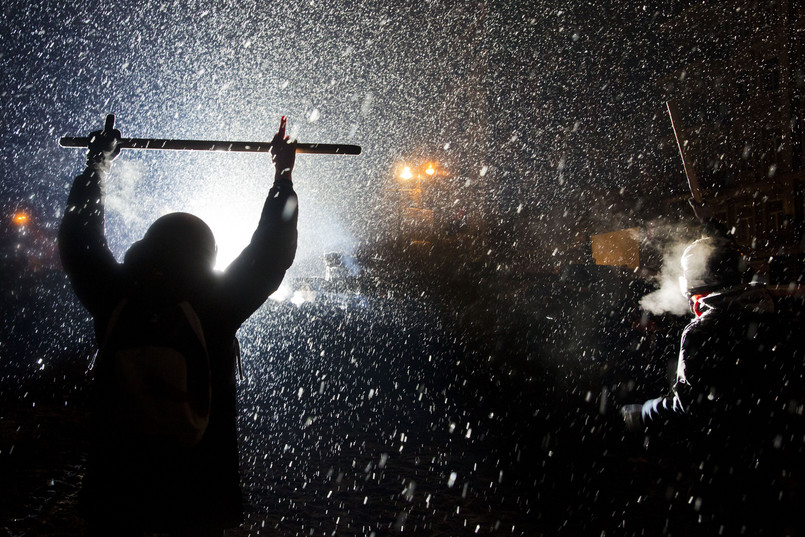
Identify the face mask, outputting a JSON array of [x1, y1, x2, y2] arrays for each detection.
[[689, 294, 707, 317]]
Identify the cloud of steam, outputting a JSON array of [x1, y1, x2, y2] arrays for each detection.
[[640, 239, 694, 316], [105, 159, 149, 227], [101, 158, 166, 260]]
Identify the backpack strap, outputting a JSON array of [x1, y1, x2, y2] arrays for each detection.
[[95, 299, 209, 367], [91, 299, 128, 370], [177, 301, 208, 352], [177, 302, 241, 382], [234, 337, 243, 381]]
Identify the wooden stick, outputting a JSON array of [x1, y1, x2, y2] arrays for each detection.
[[666, 100, 702, 203]]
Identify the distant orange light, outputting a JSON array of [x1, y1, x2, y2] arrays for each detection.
[[12, 212, 29, 226], [425, 164, 435, 176]]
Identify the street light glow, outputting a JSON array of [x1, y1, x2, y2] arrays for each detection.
[[12, 211, 29, 226], [400, 166, 413, 180], [425, 163, 435, 176]]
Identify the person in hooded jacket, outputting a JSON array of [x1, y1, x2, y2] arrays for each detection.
[[58, 118, 298, 536], [621, 225, 805, 534]]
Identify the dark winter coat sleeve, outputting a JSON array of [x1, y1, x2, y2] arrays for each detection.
[[636, 323, 697, 425], [220, 177, 298, 325], [637, 308, 772, 427], [57, 169, 121, 320]]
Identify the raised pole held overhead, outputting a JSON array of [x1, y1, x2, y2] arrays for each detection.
[[59, 136, 362, 155], [60, 115, 361, 155]]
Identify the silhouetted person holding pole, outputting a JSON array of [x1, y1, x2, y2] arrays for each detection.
[[58, 116, 298, 536]]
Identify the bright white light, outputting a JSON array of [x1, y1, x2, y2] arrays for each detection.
[[185, 164, 265, 270], [400, 166, 413, 180], [269, 283, 292, 302], [202, 211, 258, 269], [118, 152, 357, 279], [290, 290, 307, 306]]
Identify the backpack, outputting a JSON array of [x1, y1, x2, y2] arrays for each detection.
[[96, 297, 212, 447]]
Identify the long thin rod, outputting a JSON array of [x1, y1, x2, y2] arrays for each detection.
[[666, 100, 702, 204], [59, 136, 361, 155]]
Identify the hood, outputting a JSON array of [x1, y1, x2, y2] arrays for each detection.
[[123, 212, 217, 298]]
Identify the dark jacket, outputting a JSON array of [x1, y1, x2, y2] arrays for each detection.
[[58, 167, 297, 530], [638, 284, 799, 434], [632, 283, 805, 531]]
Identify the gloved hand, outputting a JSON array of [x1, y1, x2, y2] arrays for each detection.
[[270, 116, 296, 182], [86, 115, 121, 174]]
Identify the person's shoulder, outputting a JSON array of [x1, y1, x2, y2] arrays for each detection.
[[681, 313, 709, 337], [679, 317, 705, 356], [679, 310, 734, 355], [192, 272, 241, 326]]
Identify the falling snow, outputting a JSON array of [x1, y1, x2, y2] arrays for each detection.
[[2, 0, 805, 536]]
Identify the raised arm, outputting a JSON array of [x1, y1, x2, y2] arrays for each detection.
[[57, 117, 122, 317], [221, 118, 298, 324]]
